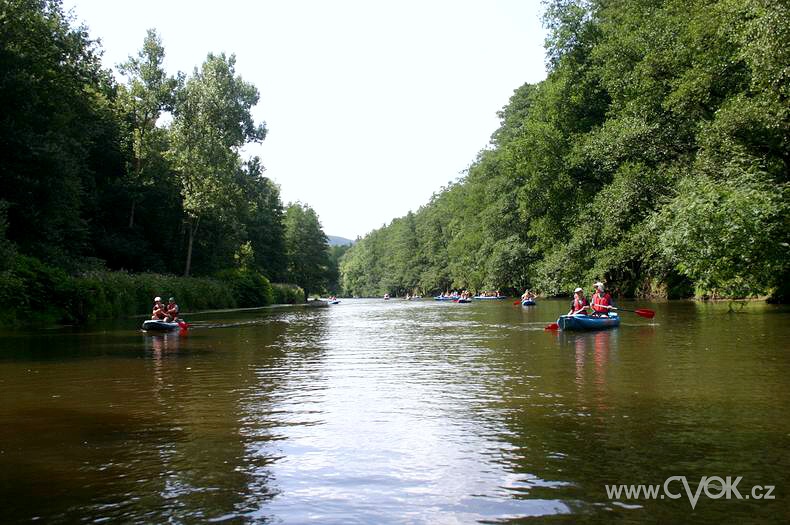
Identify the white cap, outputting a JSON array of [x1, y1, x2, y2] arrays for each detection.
[[574, 287, 583, 293], [154, 296, 162, 302], [594, 282, 605, 290]]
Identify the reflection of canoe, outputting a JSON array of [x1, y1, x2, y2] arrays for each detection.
[[473, 296, 506, 300], [455, 298, 472, 303], [557, 313, 619, 331], [142, 320, 180, 331], [521, 300, 536, 306]]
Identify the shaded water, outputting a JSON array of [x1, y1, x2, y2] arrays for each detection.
[[1, 299, 788, 523]]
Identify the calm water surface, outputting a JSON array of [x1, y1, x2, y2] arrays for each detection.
[[1, 299, 788, 523]]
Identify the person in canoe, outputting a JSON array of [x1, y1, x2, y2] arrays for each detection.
[[151, 296, 168, 320], [588, 282, 614, 316], [567, 287, 587, 315], [521, 289, 535, 301], [165, 297, 180, 322]]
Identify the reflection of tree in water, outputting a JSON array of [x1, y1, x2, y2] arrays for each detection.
[[233, 312, 331, 520], [134, 318, 314, 522]]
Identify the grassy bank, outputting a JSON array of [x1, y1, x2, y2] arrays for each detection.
[[0, 255, 304, 326]]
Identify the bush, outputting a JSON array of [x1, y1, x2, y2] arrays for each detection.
[[215, 268, 273, 308], [0, 255, 308, 327], [271, 283, 304, 304]]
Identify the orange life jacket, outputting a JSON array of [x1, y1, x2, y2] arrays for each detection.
[[591, 292, 611, 313]]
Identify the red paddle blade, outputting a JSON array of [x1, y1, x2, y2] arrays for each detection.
[[513, 300, 521, 305], [635, 309, 655, 319], [544, 322, 560, 331], [178, 321, 189, 329]]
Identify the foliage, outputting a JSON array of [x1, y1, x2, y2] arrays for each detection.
[[341, 0, 789, 300], [0, 1, 330, 326], [215, 268, 273, 308], [271, 283, 305, 305], [284, 203, 331, 300], [0, 254, 235, 325], [168, 52, 267, 276]]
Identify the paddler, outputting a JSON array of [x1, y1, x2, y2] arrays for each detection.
[[589, 282, 614, 317]]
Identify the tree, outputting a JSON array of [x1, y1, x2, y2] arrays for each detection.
[[116, 29, 181, 229], [168, 53, 267, 276], [284, 203, 330, 300], [0, 0, 120, 268], [237, 157, 287, 281]]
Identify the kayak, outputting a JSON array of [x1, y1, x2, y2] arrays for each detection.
[[557, 313, 619, 331], [473, 296, 506, 300], [142, 320, 181, 331], [521, 299, 536, 306]]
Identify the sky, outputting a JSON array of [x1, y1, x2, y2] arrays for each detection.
[[63, 0, 548, 240]]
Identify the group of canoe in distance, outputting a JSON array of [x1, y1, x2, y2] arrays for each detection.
[[431, 283, 655, 332]]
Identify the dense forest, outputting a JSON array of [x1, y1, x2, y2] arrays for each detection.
[[0, 0, 337, 322], [341, 0, 788, 301]]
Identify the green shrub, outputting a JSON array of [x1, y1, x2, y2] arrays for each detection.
[[271, 283, 304, 304], [215, 268, 273, 308], [0, 254, 308, 327]]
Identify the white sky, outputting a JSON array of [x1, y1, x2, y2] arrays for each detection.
[[64, 0, 548, 239]]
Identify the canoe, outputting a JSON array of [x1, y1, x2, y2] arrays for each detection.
[[557, 313, 619, 331], [434, 296, 458, 301], [473, 296, 507, 300], [142, 320, 181, 331], [521, 299, 536, 306], [329, 300, 340, 305]]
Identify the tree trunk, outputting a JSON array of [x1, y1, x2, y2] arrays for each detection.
[[184, 216, 199, 277], [128, 199, 136, 229]]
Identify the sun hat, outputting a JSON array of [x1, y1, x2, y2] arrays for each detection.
[[594, 282, 605, 290], [168, 297, 175, 302], [154, 296, 162, 302], [574, 287, 583, 293]]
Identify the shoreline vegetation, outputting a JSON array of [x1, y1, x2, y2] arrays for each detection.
[[0, 1, 335, 327], [2, 1, 787, 331], [339, 0, 788, 304]]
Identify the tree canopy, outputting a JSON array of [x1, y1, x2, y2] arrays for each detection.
[[341, 0, 789, 300], [0, 0, 331, 300]]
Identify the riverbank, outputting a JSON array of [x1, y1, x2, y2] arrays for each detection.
[[0, 255, 305, 327]]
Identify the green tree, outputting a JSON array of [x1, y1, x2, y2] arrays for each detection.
[[284, 203, 330, 300], [116, 28, 181, 229], [0, 0, 121, 268], [237, 157, 287, 281], [168, 53, 267, 276]]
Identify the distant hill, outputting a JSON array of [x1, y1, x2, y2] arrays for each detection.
[[327, 235, 355, 246]]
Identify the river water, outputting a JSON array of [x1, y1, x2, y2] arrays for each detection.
[[1, 299, 788, 523]]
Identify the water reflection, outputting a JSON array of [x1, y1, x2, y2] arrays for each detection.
[[1, 300, 788, 523]]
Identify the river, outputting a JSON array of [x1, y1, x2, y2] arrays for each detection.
[[1, 299, 788, 523]]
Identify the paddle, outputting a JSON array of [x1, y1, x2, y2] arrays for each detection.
[[544, 322, 559, 331], [610, 306, 655, 318], [584, 305, 655, 318]]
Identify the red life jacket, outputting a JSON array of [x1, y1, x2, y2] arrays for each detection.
[[572, 296, 587, 312], [591, 292, 611, 313]]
